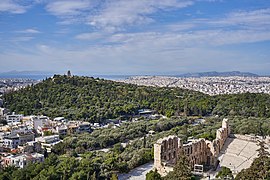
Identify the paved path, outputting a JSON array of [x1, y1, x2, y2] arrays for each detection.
[[118, 162, 154, 180]]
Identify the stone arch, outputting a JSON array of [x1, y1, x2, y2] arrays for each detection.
[[174, 137, 177, 148]]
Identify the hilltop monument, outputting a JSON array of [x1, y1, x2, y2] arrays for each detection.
[[67, 70, 72, 77]]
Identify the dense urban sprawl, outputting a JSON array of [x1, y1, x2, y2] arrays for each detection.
[[0, 78, 38, 95], [119, 76, 270, 95]]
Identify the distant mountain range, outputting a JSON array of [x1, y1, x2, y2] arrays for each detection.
[[177, 71, 259, 77]]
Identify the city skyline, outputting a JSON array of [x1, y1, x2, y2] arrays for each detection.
[[1, 0, 270, 75]]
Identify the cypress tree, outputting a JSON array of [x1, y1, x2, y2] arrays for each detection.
[[165, 149, 192, 180]]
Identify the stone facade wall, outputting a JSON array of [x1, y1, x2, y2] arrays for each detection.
[[183, 139, 207, 168], [154, 135, 182, 175], [154, 118, 230, 176]]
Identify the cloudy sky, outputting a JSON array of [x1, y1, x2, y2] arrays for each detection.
[[0, 0, 270, 75]]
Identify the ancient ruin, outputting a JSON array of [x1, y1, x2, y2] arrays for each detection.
[[154, 118, 230, 176]]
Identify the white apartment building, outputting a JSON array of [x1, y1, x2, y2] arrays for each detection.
[[30, 115, 49, 130], [3, 153, 44, 168], [3, 132, 35, 149], [35, 135, 62, 152]]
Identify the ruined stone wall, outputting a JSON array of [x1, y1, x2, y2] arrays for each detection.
[[183, 139, 207, 168], [215, 118, 230, 155], [154, 135, 182, 176], [154, 118, 230, 176]]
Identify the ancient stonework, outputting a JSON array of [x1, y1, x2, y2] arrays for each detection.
[[154, 118, 230, 176]]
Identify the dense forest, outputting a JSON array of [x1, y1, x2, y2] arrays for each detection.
[[3, 75, 270, 122]]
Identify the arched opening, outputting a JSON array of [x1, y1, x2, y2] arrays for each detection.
[[169, 139, 172, 149], [164, 141, 167, 151]]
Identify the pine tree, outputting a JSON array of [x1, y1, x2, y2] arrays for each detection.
[[143, 136, 146, 148], [254, 140, 270, 179], [216, 166, 233, 179], [43, 148, 48, 158], [146, 169, 162, 180], [257, 140, 270, 158]]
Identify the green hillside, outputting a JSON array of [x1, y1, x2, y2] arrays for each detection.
[[3, 75, 270, 122]]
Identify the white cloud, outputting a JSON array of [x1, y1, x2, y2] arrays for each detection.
[[107, 28, 270, 48], [45, 0, 92, 16], [16, 28, 41, 34], [167, 23, 196, 31], [43, 0, 100, 25], [0, 0, 28, 14], [75, 32, 105, 40], [87, 0, 193, 31], [43, 0, 193, 30], [208, 8, 270, 30], [36, 44, 51, 53], [7, 28, 41, 43], [205, 30, 270, 45]]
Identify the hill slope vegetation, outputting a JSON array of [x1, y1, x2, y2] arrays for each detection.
[[3, 75, 270, 122]]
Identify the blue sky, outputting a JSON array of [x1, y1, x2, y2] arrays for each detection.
[[0, 0, 270, 75]]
